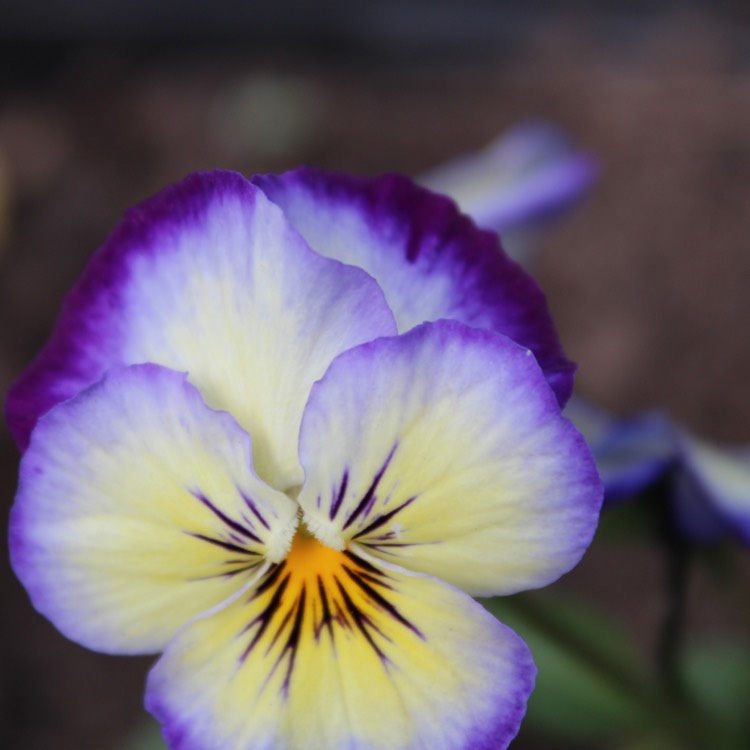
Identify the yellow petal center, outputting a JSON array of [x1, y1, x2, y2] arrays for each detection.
[[239, 528, 422, 697], [285, 524, 343, 580]]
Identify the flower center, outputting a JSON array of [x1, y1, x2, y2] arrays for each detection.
[[238, 528, 423, 697], [285, 523, 342, 579]]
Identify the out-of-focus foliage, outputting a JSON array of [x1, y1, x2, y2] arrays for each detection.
[[483, 594, 653, 744]]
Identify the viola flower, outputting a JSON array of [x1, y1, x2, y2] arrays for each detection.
[[8, 169, 602, 750], [566, 395, 750, 545]]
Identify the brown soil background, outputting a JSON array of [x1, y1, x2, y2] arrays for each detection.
[[1, 9, 749, 750]]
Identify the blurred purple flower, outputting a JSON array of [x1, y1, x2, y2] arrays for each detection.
[[566, 395, 750, 546], [420, 121, 598, 263]]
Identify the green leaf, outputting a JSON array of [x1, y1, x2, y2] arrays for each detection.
[[682, 641, 750, 744], [613, 738, 683, 750], [482, 592, 654, 743], [596, 494, 662, 542]]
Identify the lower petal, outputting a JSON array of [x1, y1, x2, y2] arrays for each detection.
[[146, 533, 535, 750]]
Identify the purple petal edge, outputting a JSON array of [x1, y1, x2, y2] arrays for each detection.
[[5, 170, 257, 452], [461, 622, 536, 750]]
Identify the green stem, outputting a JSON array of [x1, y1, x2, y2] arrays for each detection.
[[656, 517, 691, 700]]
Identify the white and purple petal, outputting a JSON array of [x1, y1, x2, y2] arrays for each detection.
[[146, 532, 534, 750], [253, 167, 575, 406], [298, 320, 602, 597], [10, 364, 297, 654], [7, 170, 396, 489]]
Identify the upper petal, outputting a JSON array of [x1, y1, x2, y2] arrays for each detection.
[[253, 167, 575, 406], [146, 533, 534, 750], [6, 170, 396, 489], [298, 320, 602, 597], [9, 364, 297, 654]]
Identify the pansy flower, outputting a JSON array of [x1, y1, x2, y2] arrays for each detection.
[[8, 169, 602, 750]]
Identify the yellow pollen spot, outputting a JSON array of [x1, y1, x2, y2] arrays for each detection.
[[237, 526, 421, 697], [284, 527, 346, 582]]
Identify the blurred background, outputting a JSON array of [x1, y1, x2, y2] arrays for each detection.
[[1, 2, 750, 749]]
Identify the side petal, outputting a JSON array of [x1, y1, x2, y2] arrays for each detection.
[[9, 364, 297, 654], [146, 535, 534, 750], [253, 167, 575, 406], [6, 170, 396, 489], [298, 320, 602, 597]]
